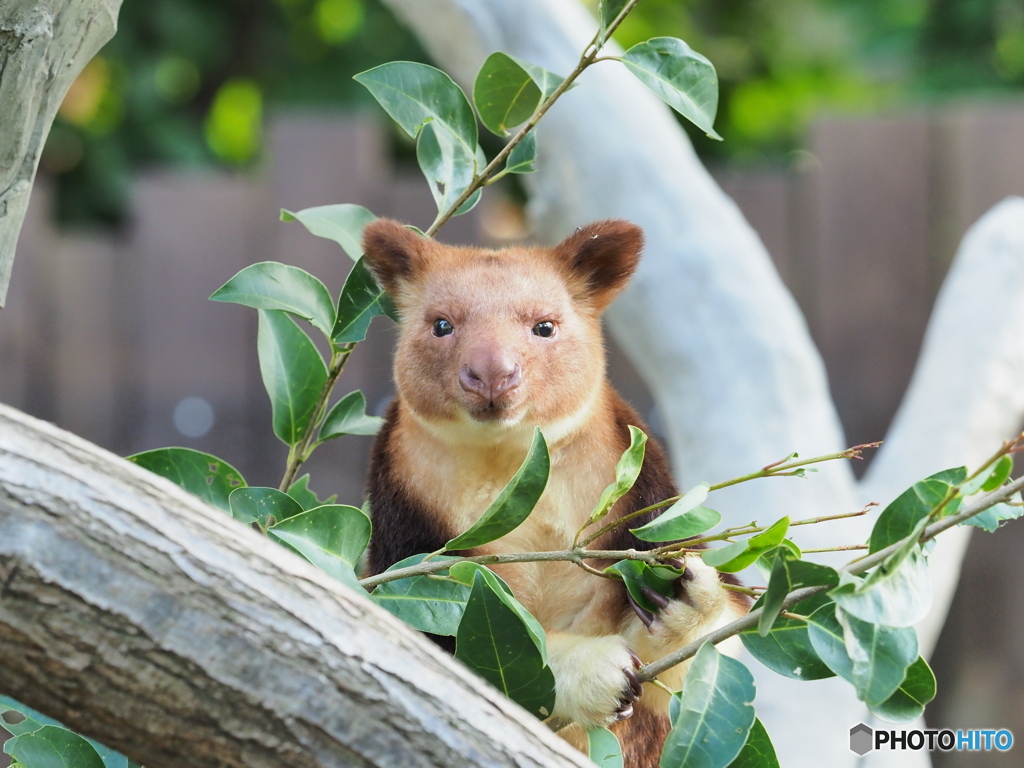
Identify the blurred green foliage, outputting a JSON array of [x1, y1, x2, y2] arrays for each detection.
[[608, 0, 1024, 162], [44, 0, 426, 224], [44, 0, 1024, 224]]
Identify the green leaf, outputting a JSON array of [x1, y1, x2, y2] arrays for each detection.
[[210, 261, 335, 338], [632, 505, 720, 543], [280, 204, 377, 261], [605, 558, 682, 614], [415, 120, 479, 216], [631, 482, 718, 542], [448, 561, 512, 595], [447, 562, 554, 660], [354, 61, 478, 155], [589, 426, 647, 524], [777, 538, 802, 559], [837, 608, 918, 707], [383, 79, 482, 214], [0, 697, 56, 737], [473, 52, 565, 136], [962, 494, 1023, 532], [869, 474, 958, 552], [228, 486, 304, 528], [257, 309, 328, 446], [831, 547, 930, 627], [702, 517, 791, 573], [781, 556, 838, 590], [807, 603, 917, 707], [981, 455, 1014, 492], [287, 474, 337, 510], [961, 456, 1008, 495], [319, 390, 384, 442], [927, 467, 968, 485], [333, 258, 398, 343], [961, 458, 1021, 532], [741, 592, 835, 681], [370, 554, 470, 635], [0, 698, 138, 768], [267, 504, 371, 589], [757, 552, 793, 637], [455, 571, 556, 719], [805, 601, 854, 682], [505, 130, 537, 174], [660, 643, 756, 768], [599, 0, 629, 32], [128, 448, 246, 513], [621, 37, 722, 140], [725, 718, 780, 768], [869, 656, 936, 724], [588, 727, 623, 768], [445, 428, 549, 550], [83, 742, 140, 768], [4, 725, 105, 768]]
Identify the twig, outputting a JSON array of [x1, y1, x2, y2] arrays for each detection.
[[278, 344, 355, 491], [578, 445, 881, 547], [423, 0, 644, 237], [636, 473, 1024, 681], [360, 546, 662, 589], [790, 506, 875, 527], [779, 611, 809, 622], [708, 443, 881, 493]]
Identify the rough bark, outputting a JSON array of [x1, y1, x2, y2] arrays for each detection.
[[0, 0, 122, 307], [378, 2, 1024, 766], [0, 404, 591, 768]]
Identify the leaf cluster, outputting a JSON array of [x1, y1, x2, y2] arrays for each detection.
[[1, 697, 140, 768]]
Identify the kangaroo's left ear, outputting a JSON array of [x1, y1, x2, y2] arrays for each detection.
[[551, 220, 644, 311]]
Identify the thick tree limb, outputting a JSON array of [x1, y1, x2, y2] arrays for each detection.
[[0, 0, 122, 306], [0, 404, 590, 768], [861, 197, 1024, 657]]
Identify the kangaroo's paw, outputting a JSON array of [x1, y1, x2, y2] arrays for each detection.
[[627, 557, 732, 641], [548, 634, 644, 728]]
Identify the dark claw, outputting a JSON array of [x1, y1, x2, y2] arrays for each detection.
[[627, 592, 655, 628], [614, 704, 634, 721], [641, 585, 670, 611], [681, 566, 695, 582], [625, 668, 643, 699], [664, 558, 687, 570], [628, 649, 643, 669]]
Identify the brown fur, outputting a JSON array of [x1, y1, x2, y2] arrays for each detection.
[[363, 219, 748, 767]]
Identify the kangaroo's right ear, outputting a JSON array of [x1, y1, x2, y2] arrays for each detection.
[[361, 219, 428, 296]]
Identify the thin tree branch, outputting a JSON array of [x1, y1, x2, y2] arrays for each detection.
[[423, 0, 644, 237], [636, 473, 1024, 681]]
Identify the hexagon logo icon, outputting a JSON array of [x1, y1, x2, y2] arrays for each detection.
[[850, 723, 874, 755]]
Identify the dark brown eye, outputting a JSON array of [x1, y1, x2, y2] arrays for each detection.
[[433, 318, 454, 337], [532, 321, 555, 338]]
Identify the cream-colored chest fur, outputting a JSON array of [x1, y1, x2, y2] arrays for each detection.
[[394, 409, 623, 634]]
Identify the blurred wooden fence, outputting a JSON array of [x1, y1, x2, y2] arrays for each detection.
[[1, 104, 1023, 764]]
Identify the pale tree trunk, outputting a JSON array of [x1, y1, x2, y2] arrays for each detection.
[[0, 404, 592, 768], [0, 0, 122, 307], [379, 1, 1024, 766]]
